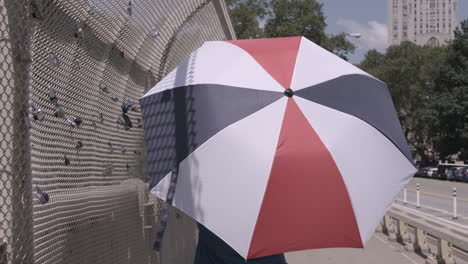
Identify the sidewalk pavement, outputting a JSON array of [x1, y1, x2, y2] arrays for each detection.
[[395, 199, 468, 228], [286, 231, 424, 264]]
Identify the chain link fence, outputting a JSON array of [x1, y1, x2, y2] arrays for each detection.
[[0, 0, 235, 263]]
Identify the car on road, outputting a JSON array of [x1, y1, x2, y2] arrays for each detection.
[[414, 167, 438, 178], [447, 167, 462, 181], [435, 163, 468, 181], [426, 167, 437, 178], [454, 167, 468, 182], [436, 165, 449, 180], [415, 167, 426, 177]]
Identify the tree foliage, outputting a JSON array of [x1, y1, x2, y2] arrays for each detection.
[[359, 19, 468, 164], [226, 0, 356, 60], [225, 0, 269, 39], [432, 20, 468, 160], [264, 0, 326, 42]]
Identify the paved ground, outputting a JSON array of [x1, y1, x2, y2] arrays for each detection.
[[397, 177, 468, 227], [405, 177, 468, 200], [286, 232, 424, 264]]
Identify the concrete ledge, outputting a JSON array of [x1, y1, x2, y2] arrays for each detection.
[[380, 204, 468, 263]]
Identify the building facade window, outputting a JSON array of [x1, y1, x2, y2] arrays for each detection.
[[388, 0, 458, 46]]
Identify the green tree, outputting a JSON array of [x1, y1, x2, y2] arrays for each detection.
[[431, 19, 468, 161], [359, 49, 384, 73], [325, 33, 358, 61], [359, 20, 468, 164], [226, 0, 356, 60], [359, 42, 446, 165], [264, 0, 326, 42], [225, 0, 268, 39], [263, 0, 356, 60]]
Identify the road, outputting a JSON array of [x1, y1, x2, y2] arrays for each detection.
[[398, 177, 468, 224]]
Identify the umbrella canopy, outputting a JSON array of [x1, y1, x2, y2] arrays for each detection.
[[140, 36, 416, 259]]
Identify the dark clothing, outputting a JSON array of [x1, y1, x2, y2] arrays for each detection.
[[194, 224, 287, 264]]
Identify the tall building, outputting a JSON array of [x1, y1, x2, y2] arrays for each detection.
[[388, 0, 459, 46]]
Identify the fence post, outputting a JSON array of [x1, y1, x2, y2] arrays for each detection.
[[396, 219, 410, 245], [403, 187, 407, 205], [452, 187, 457, 219], [404, 225, 415, 252], [0, 240, 6, 264], [416, 183, 421, 208], [384, 216, 397, 242], [436, 238, 455, 264], [143, 202, 157, 264], [1, 1, 35, 263], [414, 227, 429, 256]]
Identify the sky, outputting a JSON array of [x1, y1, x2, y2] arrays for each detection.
[[317, 0, 468, 64]]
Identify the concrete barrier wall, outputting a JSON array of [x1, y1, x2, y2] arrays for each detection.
[[379, 204, 468, 264]]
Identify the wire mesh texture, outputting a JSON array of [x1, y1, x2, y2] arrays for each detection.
[[0, 0, 235, 263]]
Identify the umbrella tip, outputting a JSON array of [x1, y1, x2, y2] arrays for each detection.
[[284, 88, 294, 97]]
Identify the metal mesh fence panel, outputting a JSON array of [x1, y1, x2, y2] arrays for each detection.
[[152, 3, 234, 263], [0, 0, 234, 263], [0, 0, 34, 263]]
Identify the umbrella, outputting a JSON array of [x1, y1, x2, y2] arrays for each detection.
[[140, 36, 416, 259]]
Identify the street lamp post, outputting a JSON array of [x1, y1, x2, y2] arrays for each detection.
[[345, 33, 362, 39]]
